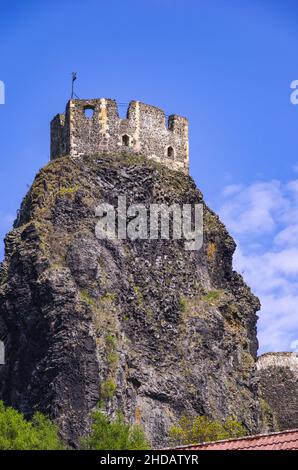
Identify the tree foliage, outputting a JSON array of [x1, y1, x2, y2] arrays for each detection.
[[0, 401, 65, 450], [169, 415, 247, 446], [81, 410, 150, 450]]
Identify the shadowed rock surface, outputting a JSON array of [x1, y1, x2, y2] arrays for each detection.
[[0, 154, 268, 447]]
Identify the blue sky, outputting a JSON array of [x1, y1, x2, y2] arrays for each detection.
[[0, 0, 298, 353]]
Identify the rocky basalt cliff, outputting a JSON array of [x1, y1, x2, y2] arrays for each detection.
[[0, 154, 269, 447]]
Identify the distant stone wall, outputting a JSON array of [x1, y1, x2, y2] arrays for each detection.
[[0, 342, 4, 365], [51, 99, 189, 174], [257, 353, 298, 431]]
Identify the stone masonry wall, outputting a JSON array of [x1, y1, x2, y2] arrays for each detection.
[[50, 99, 189, 174], [257, 353, 298, 431]]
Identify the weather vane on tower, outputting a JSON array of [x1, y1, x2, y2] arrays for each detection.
[[71, 72, 78, 99]]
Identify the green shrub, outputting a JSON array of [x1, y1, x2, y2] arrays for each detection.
[[106, 334, 117, 350], [57, 185, 79, 196], [101, 378, 117, 399], [0, 401, 65, 450], [169, 415, 247, 446], [80, 289, 97, 308], [202, 290, 223, 305], [178, 296, 187, 312], [80, 410, 150, 450], [107, 352, 119, 366]]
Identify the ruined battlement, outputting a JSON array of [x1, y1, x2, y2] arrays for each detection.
[[257, 352, 298, 374], [257, 352, 298, 431], [51, 99, 189, 174]]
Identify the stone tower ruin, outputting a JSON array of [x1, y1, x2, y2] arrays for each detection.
[[50, 99, 189, 174]]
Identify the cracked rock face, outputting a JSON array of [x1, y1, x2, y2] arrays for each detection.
[[0, 154, 265, 447]]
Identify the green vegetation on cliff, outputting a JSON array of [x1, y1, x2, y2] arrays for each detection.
[[81, 410, 150, 450], [169, 415, 247, 446], [0, 401, 64, 450], [0, 401, 150, 450]]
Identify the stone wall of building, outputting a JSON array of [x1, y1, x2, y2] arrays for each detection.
[[257, 353, 298, 431], [51, 99, 189, 174]]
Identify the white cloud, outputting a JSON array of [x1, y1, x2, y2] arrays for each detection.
[[222, 184, 243, 196], [286, 179, 298, 193], [220, 180, 287, 236], [258, 293, 298, 352], [219, 178, 298, 353], [274, 224, 298, 246]]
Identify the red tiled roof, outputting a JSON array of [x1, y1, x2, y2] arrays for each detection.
[[173, 429, 298, 451]]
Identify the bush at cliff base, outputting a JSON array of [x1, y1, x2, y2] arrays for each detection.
[[80, 410, 150, 450], [0, 401, 65, 450], [169, 415, 248, 446]]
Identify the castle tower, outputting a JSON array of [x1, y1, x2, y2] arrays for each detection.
[[50, 99, 189, 174]]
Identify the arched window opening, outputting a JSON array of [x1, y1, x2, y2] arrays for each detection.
[[84, 107, 95, 119], [122, 134, 130, 147], [167, 146, 174, 159]]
